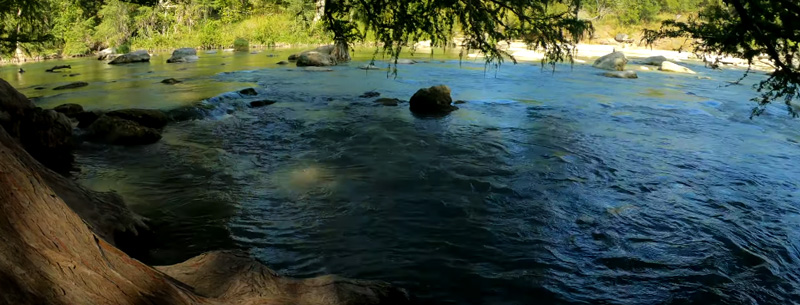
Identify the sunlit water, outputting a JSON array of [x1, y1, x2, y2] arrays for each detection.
[[3, 48, 800, 305]]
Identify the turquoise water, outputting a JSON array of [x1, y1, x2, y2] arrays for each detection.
[[3, 49, 799, 305]]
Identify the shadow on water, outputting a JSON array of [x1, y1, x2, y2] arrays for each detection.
[[8, 51, 800, 305]]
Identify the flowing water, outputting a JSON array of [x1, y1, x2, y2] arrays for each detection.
[[3, 49, 800, 305]]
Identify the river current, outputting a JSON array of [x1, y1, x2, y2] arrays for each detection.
[[3, 48, 799, 305]]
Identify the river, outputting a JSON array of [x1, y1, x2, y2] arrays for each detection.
[[2, 48, 799, 305]]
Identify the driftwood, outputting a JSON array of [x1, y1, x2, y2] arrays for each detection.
[[0, 84, 409, 305], [45, 65, 71, 72]]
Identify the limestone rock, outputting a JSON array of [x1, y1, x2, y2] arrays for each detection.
[[166, 48, 199, 63], [297, 51, 336, 67], [593, 52, 628, 71], [660, 61, 696, 74], [109, 50, 151, 65], [641, 55, 667, 66], [409, 85, 457, 115]]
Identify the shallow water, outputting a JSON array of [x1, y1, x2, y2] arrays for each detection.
[[4, 49, 800, 305]]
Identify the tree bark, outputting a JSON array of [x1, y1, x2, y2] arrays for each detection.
[[313, 0, 325, 23]]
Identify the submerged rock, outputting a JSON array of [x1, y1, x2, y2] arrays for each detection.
[[359, 64, 381, 70], [409, 85, 457, 115], [166, 48, 199, 63], [105, 109, 168, 129], [395, 59, 417, 64], [109, 50, 150, 65], [303, 67, 334, 72], [277, 60, 289, 65], [593, 52, 627, 71], [53, 82, 88, 90], [602, 70, 638, 79], [249, 100, 277, 108], [660, 61, 696, 74], [374, 98, 401, 106], [641, 55, 667, 66], [239, 88, 258, 96], [165, 104, 214, 122], [86, 115, 162, 145], [360, 91, 380, 98], [454, 100, 467, 104], [161, 78, 182, 84]]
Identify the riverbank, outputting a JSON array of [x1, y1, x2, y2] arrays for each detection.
[[5, 40, 775, 74]]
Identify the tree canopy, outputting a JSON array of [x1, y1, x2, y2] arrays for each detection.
[[644, 0, 800, 117]]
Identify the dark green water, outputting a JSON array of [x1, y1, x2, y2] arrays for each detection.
[[3, 49, 799, 305]]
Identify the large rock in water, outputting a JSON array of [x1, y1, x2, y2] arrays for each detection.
[[97, 47, 116, 60], [0, 78, 74, 173], [166, 48, 198, 63], [105, 108, 169, 129], [86, 115, 162, 145], [108, 50, 150, 65], [641, 55, 667, 66], [409, 85, 457, 115], [53, 103, 84, 117], [296, 51, 336, 67], [660, 61, 696, 74], [593, 52, 627, 71]]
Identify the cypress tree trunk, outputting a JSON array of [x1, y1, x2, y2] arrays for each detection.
[[331, 40, 351, 63]]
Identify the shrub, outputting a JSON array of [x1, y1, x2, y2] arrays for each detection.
[[233, 37, 249, 51]]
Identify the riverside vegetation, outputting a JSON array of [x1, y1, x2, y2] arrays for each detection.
[[4, 0, 711, 59]]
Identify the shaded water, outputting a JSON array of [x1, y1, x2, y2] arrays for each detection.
[[4, 49, 800, 304]]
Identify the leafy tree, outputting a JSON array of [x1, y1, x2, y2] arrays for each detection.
[[52, 0, 95, 55], [321, 0, 592, 67], [644, 0, 800, 117], [0, 0, 53, 56], [93, 0, 135, 49]]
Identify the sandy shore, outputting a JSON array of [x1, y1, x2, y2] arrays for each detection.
[[424, 40, 776, 72]]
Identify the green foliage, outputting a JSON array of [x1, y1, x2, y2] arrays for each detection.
[[322, 0, 593, 69], [51, 0, 95, 56], [233, 37, 249, 51], [616, 0, 662, 25], [644, 0, 800, 117], [0, 0, 53, 56], [93, 0, 134, 49]]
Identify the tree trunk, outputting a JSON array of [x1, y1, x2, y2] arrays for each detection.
[[331, 40, 351, 63], [313, 0, 325, 23], [0, 83, 409, 305]]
